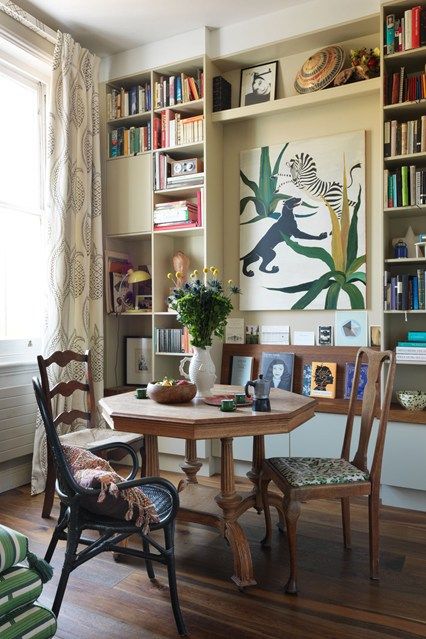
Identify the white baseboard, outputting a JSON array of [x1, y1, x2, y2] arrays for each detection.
[[381, 485, 426, 511], [0, 460, 32, 493]]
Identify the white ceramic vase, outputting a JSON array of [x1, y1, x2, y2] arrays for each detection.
[[179, 346, 216, 398]]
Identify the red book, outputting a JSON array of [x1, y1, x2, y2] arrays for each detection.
[[153, 116, 161, 150], [412, 6, 421, 48]]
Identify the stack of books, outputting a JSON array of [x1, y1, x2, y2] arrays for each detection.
[[212, 76, 231, 112], [154, 70, 203, 108], [385, 7, 426, 55], [383, 165, 426, 207], [396, 331, 426, 363], [166, 172, 204, 189], [384, 270, 426, 310], [109, 124, 151, 157], [153, 200, 201, 230], [153, 112, 204, 149], [384, 66, 426, 105], [107, 83, 151, 119], [384, 117, 426, 157]]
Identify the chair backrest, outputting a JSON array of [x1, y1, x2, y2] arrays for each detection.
[[341, 347, 396, 483], [37, 350, 95, 430], [32, 376, 82, 499]]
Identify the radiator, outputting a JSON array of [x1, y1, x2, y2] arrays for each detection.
[[0, 383, 37, 463]]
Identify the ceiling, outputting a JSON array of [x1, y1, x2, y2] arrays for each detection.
[[16, 0, 312, 57]]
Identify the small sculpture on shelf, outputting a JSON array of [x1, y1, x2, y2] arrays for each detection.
[[172, 251, 190, 287]]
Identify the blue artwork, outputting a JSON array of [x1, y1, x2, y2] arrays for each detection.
[[344, 362, 368, 400], [302, 364, 311, 396], [260, 352, 295, 391]]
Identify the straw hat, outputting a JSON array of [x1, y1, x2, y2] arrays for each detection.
[[294, 45, 345, 94]]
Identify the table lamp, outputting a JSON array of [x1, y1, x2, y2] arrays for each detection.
[[117, 268, 151, 314]]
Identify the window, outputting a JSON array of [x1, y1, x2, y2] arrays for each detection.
[[0, 58, 46, 357]]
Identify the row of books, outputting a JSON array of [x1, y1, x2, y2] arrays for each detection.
[[383, 271, 426, 311], [385, 7, 426, 55], [153, 112, 204, 149], [156, 327, 190, 354], [107, 83, 151, 120], [384, 117, 426, 157], [396, 331, 426, 362], [109, 124, 151, 157], [153, 70, 204, 109], [153, 198, 202, 230], [384, 66, 426, 105], [384, 166, 426, 208], [230, 353, 367, 400]]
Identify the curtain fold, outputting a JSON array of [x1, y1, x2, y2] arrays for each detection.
[[31, 31, 104, 495]]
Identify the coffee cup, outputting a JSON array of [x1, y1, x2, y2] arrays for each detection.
[[135, 387, 147, 399], [220, 399, 236, 412], [234, 393, 246, 405]]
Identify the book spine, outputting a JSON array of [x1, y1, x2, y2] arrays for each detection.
[[386, 14, 395, 54], [407, 331, 426, 341]]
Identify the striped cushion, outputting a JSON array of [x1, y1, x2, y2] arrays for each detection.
[[0, 603, 56, 639], [0, 526, 28, 573], [0, 566, 42, 618]]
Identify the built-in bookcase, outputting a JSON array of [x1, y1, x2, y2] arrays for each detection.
[[382, 0, 426, 424]]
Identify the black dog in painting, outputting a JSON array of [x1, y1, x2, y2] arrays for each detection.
[[240, 197, 327, 277]]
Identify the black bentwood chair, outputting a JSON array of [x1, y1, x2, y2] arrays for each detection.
[[33, 376, 187, 636]]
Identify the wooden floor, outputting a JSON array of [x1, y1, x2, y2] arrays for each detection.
[[0, 473, 425, 639]]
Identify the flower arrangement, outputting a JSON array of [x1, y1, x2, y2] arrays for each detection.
[[349, 47, 380, 78], [167, 267, 240, 349]]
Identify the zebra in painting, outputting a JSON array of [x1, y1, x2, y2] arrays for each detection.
[[274, 153, 361, 216]]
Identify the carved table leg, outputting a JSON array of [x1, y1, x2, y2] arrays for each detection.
[[215, 437, 256, 588], [246, 435, 265, 513], [178, 439, 202, 492], [141, 435, 159, 477]]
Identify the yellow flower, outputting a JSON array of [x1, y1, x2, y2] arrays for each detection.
[[228, 279, 233, 285], [175, 271, 183, 279], [203, 267, 209, 274], [373, 47, 380, 57], [209, 266, 216, 273], [167, 272, 173, 280], [212, 268, 219, 276]]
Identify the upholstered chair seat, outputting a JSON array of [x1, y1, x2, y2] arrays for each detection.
[[267, 456, 369, 488]]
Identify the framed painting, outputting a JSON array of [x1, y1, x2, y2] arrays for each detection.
[[125, 337, 152, 385], [239, 61, 278, 107], [239, 130, 366, 310]]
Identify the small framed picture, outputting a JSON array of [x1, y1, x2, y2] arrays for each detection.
[[125, 337, 152, 385], [239, 61, 278, 107], [317, 325, 333, 346], [135, 295, 152, 312]]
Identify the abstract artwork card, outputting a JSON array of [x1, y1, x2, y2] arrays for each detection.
[[260, 352, 295, 391], [344, 362, 368, 400], [301, 363, 312, 396], [230, 355, 254, 386], [317, 325, 333, 345], [225, 318, 245, 344], [293, 331, 315, 345], [245, 325, 259, 344], [310, 361, 337, 398], [335, 311, 368, 347]]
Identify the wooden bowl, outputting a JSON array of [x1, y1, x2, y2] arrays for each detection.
[[147, 381, 197, 404]]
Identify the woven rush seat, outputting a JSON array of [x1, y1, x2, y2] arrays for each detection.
[[267, 456, 369, 488]]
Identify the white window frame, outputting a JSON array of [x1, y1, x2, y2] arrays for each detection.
[[0, 31, 50, 363]]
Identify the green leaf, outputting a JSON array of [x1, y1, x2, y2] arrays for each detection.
[[259, 147, 273, 203], [325, 282, 341, 309], [240, 170, 260, 197], [347, 254, 366, 274], [240, 196, 260, 215], [240, 215, 272, 226], [292, 273, 335, 309], [281, 234, 335, 270], [346, 186, 361, 267], [272, 143, 288, 176], [347, 271, 366, 284], [267, 279, 320, 293], [342, 282, 365, 308]]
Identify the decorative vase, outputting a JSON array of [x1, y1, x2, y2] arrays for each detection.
[[179, 346, 216, 398]]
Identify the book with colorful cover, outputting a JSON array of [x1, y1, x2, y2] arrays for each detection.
[[310, 362, 337, 398], [344, 362, 368, 400], [260, 352, 294, 391], [230, 355, 254, 386], [302, 364, 311, 396]]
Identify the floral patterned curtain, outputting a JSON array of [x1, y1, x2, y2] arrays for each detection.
[[31, 32, 104, 495]]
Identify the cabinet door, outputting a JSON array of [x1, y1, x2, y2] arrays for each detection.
[[106, 155, 151, 235]]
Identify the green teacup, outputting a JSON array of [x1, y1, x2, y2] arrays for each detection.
[[135, 387, 147, 399], [220, 399, 236, 412], [234, 393, 246, 405]]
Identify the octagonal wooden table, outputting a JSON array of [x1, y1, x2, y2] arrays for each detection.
[[99, 384, 316, 588]]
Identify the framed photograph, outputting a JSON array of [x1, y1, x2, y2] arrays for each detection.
[[239, 61, 278, 107], [260, 351, 294, 391], [125, 337, 152, 385], [317, 325, 333, 346], [135, 295, 152, 312], [335, 311, 368, 347], [230, 355, 254, 386]]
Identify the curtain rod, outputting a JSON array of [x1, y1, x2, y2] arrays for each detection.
[[0, 1, 56, 44]]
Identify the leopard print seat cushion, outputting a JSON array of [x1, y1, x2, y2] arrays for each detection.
[[267, 457, 369, 488]]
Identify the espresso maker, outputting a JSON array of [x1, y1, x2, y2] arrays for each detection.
[[245, 374, 271, 412]]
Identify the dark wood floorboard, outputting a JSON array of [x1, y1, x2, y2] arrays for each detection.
[[0, 472, 425, 639]]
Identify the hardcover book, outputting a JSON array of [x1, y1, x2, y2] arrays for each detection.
[[310, 362, 337, 398], [344, 362, 368, 400], [260, 352, 295, 391], [302, 364, 312, 397], [230, 355, 254, 386]]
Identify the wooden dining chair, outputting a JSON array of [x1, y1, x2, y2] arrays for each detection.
[[38, 349, 145, 518], [261, 347, 396, 594]]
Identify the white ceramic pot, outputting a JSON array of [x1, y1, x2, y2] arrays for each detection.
[[179, 346, 216, 398]]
